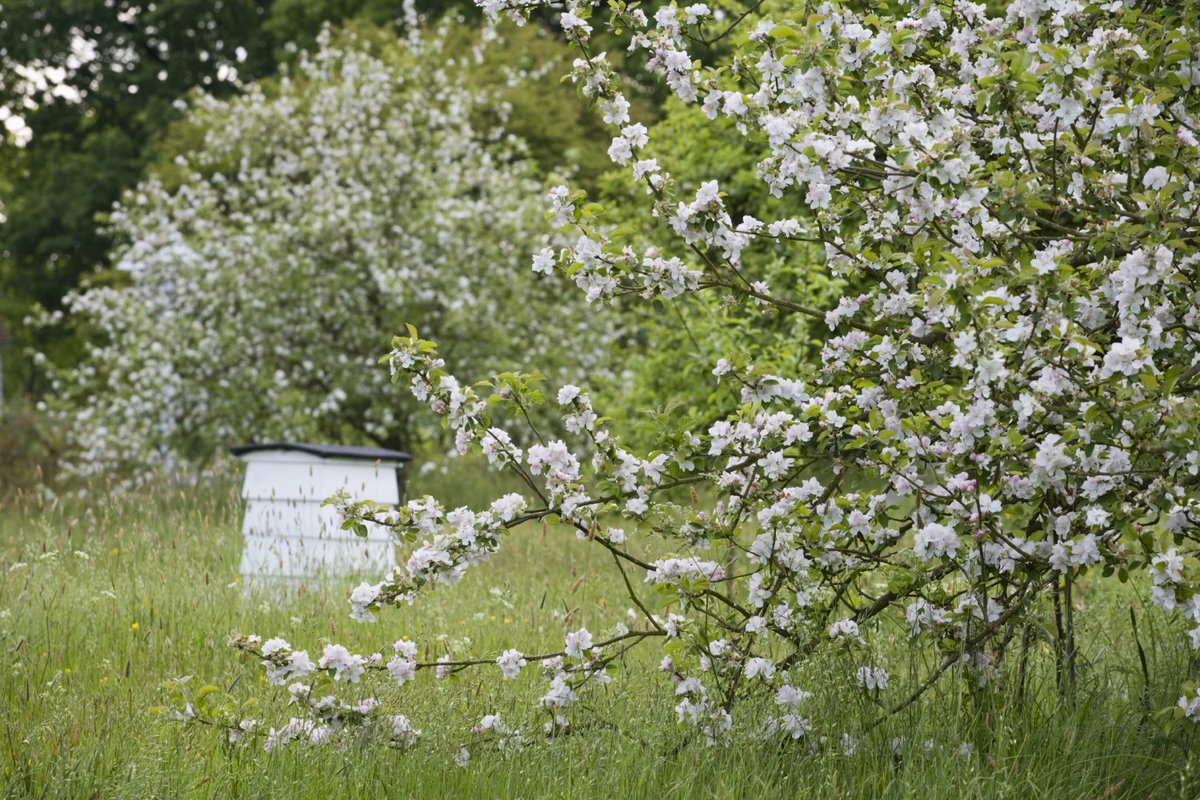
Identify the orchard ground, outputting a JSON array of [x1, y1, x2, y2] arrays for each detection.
[[1, 463, 1196, 800]]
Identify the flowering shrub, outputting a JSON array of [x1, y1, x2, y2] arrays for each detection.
[[43, 21, 618, 483], [193, 0, 1200, 752]]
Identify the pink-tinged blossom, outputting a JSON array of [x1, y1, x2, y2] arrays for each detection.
[[496, 649, 527, 679], [564, 628, 594, 659], [856, 666, 889, 691], [318, 645, 366, 683], [913, 523, 958, 561], [646, 558, 725, 586], [1143, 166, 1169, 190], [744, 657, 776, 680]]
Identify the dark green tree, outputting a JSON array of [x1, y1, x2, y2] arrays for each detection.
[[0, 0, 284, 392]]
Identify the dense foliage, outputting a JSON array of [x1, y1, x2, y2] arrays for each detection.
[[595, 93, 841, 448], [44, 23, 618, 483], [193, 0, 1200, 757]]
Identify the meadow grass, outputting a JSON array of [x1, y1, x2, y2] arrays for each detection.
[[1, 467, 1197, 799]]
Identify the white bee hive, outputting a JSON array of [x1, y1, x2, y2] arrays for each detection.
[[231, 443, 411, 581]]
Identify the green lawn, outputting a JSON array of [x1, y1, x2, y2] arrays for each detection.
[[1, 476, 1196, 799]]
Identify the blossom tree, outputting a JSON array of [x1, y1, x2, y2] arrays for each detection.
[[46, 20, 618, 482], [191, 0, 1200, 753]]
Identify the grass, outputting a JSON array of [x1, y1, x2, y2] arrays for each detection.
[[1, 467, 1198, 799]]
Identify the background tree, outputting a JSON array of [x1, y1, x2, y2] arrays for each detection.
[[45, 23, 620, 485], [0, 0, 631, 410]]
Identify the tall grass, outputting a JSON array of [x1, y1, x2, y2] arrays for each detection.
[[0, 477, 1196, 799]]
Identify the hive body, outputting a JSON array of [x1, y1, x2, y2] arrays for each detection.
[[232, 444, 410, 581]]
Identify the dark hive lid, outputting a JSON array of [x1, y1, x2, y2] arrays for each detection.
[[229, 442, 413, 462]]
